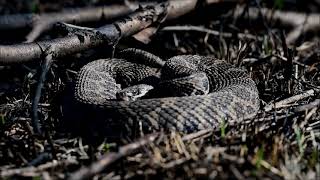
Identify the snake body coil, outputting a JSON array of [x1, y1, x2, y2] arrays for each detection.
[[75, 49, 259, 133]]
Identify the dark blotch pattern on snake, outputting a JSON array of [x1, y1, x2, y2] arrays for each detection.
[[75, 49, 259, 133]]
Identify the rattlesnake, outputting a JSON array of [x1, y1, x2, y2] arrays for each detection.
[[75, 49, 259, 133]]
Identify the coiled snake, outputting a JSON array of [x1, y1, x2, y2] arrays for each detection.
[[75, 49, 259, 133]]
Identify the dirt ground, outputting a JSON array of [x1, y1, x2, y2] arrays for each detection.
[[0, 0, 319, 179]]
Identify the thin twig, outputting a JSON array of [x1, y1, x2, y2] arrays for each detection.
[[31, 52, 54, 134], [68, 133, 160, 180], [264, 88, 319, 112], [0, 5, 136, 42], [0, 159, 78, 178], [181, 129, 215, 142], [69, 127, 225, 180], [233, 6, 320, 44], [294, 99, 320, 112], [161, 25, 262, 40]]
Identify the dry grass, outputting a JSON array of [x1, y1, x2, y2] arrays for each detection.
[[0, 1, 319, 179]]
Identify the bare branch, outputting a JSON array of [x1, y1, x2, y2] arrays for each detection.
[[0, 3, 168, 65], [0, 159, 78, 178], [233, 6, 320, 44], [0, 5, 137, 42], [31, 52, 54, 134], [1, 0, 227, 65], [264, 88, 320, 112], [161, 25, 262, 40], [0, 0, 228, 42], [0, 5, 134, 30], [294, 99, 320, 113]]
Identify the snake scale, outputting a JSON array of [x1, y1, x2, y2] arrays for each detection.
[[75, 49, 259, 133]]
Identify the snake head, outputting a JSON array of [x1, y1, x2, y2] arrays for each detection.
[[116, 84, 154, 101]]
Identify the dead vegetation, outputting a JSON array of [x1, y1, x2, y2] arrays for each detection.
[[0, 0, 319, 179]]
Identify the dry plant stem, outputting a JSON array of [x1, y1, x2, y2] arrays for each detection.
[[294, 99, 320, 112], [0, 159, 78, 178], [70, 129, 220, 180], [31, 53, 53, 134], [69, 133, 160, 180], [70, 129, 220, 179], [31, 51, 58, 159], [181, 129, 215, 141], [0, 0, 217, 65], [233, 6, 320, 44], [280, 31, 293, 82], [161, 25, 262, 40], [264, 88, 319, 112]]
